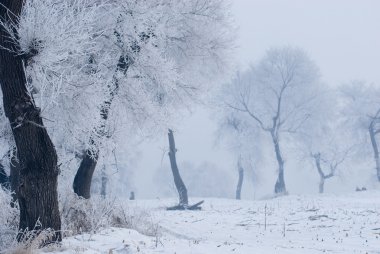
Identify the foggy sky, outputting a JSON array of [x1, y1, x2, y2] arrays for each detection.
[[132, 0, 380, 199]]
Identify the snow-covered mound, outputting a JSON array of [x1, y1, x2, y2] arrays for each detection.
[[46, 191, 380, 253]]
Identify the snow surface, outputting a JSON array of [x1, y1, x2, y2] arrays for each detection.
[[46, 191, 380, 254]]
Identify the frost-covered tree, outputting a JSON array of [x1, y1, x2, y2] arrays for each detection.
[[295, 88, 352, 193], [3, 0, 233, 199], [221, 47, 322, 195], [311, 150, 349, 193], [0, 0, 61, 241], [300, 122, 351, 193], [340, 81, 380, 182], [216, 111, 261, 199], [0, 0, 233, 240]]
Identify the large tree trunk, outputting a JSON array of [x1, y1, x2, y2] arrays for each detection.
[[369, 123, 380, 181], [168, 129, 188, 206], [0, 1, 61, 242], [73, 55, 129, 198], [271, 132, 286, 194], [235, 160, 244, 200]]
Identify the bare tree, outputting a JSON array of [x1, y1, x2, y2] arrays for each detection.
[[313, 153, 333, 193], [167, 129, 203, 210], [295, 86, 352, 193], [221, 47, 321, 195], [312, 151, 348, 193], [167, 129, 188, 207]]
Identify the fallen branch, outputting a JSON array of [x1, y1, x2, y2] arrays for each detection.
[[167, 200, 204, 211]]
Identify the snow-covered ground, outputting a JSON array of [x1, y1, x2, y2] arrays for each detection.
[[47, 191, 380, 254]]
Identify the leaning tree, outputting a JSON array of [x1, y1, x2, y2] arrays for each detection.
[[221, 47, 322, 195], [166, 129, 204, 210], [0, 0, 61, 241]]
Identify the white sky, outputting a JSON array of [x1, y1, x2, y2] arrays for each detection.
[[133, 0, 380, 199], [233, 0, 380, 85]]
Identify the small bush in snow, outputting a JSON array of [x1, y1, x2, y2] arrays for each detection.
[[60, 190, 161, 239], [61, 192, 119, 236], [4, 228, 57, 254]]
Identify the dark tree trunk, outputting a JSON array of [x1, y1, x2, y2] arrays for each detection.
[[73, 148, 98, 199], [235, 160, 244, 200], [73, 55, 129, 199], [129, 191, 135, 200], [0, 1, 61, 242], [0, 162, 9, 190], [369, 123, 380, 181], [100, 166, 107, 198], [168, 129, 188, 206], [271, 132, 286, 194]]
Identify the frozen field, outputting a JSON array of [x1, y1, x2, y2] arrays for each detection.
[[48, 191, 380, 254]]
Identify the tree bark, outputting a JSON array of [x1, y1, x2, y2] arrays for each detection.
[[271, 132, 286, 194], [0, 162, 9, 190], [10, 151, 20, 204], [235, 159, 244, 200], [0, 1, 61, 242], [168, 129, 188, 206], [369, 123, 380, 181]]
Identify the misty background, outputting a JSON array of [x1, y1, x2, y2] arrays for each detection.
[[108, 0, 380, 199]]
